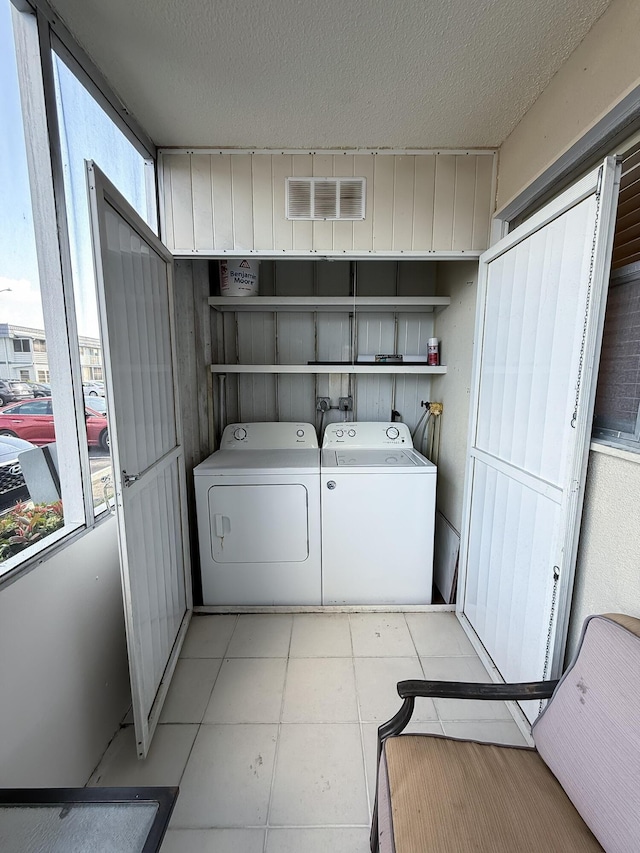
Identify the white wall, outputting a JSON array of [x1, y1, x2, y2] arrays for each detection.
[[0, 519, 130, 786], [497, 0, 640, 209], [431, 260, 478, 533], [566, 447, 640, 658], [160, 151, 495, 256]]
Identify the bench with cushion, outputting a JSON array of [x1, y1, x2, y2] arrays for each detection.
[[371, 613, 640, 853]]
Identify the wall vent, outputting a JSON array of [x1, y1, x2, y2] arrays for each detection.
[[286, 177, 365, 220]]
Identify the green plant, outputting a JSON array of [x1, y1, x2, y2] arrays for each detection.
[[0, 500, 64, 561]]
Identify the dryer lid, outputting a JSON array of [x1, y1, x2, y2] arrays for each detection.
[[194, 448, 320, 476]]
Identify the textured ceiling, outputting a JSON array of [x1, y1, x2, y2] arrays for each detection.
[[48, 0, 611, 149]]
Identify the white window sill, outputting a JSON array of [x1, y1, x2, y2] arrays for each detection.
[[590, 439, 640, 464], [0, 510, 113, 591], [0, 522, 84, 587]]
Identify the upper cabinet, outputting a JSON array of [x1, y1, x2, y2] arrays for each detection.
[[159, 150, 496, 257]]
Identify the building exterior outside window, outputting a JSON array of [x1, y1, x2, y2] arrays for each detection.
[[0, 323, 102, 383]]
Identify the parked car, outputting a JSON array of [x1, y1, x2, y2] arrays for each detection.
[[0, 379, 34, 407], [0, 397, 109, 451], [84, 396, 107, 415], [83, 381, 105, 396], [24, 380, 51, 398], [0, 434, 35, 511]]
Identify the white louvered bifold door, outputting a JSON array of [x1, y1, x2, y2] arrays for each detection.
[[458, 160, 620, 714], [87, 163, 192, 758]]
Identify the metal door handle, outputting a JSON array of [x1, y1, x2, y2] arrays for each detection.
[[122, 470, 141, 487], [327, 480, 336, 490]]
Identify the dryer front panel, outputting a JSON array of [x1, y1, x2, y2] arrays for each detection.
[[208, 484, 309, 564]]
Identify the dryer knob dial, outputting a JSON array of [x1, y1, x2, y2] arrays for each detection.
[[233, 427, 247, 441], [327, 480, 336, 490], [348, 429, 356, 437], [335, 429, 344, 438], [296, 428, 305, 437], [386, 426, 400, 439]]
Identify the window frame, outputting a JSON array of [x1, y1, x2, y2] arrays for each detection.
[[1, 0, 158, 589], [591, 261, 640, 453]]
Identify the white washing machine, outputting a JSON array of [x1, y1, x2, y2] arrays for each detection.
[[194, 422, 321, 605], [321, 422, 436, 605]]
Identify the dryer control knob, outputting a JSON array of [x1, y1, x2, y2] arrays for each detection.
[[233, 427, 247, 441], [348, 429, 356, 437], [296, 429, 305, 437], [335, 429, 344, 438], [386, 426, 400, 439], [327, 480, 336, 490]]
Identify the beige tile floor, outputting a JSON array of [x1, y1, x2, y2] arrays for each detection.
[[88, 612, 528, 852]]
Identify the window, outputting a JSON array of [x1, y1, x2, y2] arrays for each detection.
[[0, 0, 65, 565], [592, 143, 640, 454], [8, 399, 52, 416], [19, 369, 29, 381], [52, 50, 156, 515], [0, 0, 156, 581], [593, 263, 640, 450]]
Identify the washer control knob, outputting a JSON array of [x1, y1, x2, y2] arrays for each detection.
[[233, 427, 247, 441], [296, 429, 305, 437], [335, 429, 344, 438], [327, 480, 336, 490], [348, 429, 356, 437], [386, 426, 400, 439]]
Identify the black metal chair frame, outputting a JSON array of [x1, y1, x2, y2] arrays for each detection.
[[370, 678, 559, 853]]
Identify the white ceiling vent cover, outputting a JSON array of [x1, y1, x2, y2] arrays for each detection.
[[286, 178, 365, 220]]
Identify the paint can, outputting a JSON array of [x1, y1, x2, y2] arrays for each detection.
[[427, 338, 439, 366], [220, 259, 260, 296]]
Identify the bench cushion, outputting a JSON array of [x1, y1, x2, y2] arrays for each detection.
[[378, 734, 603, 853], [533, 613, 640, 853]]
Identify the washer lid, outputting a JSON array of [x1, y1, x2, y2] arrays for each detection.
[[322, 447, 436, 472], [194, 448, 320, 476], [335, 449, 417, 466]]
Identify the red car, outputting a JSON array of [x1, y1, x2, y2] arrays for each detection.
[[0, 397, 109, 451]]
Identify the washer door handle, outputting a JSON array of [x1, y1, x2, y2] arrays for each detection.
[[327, 480, 336, 490]]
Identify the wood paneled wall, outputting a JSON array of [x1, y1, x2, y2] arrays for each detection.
[[160, 150, 496, 256]]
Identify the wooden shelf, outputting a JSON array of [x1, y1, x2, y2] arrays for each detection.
[[208, 296, 450, 313], [210, 364, 447, 375]]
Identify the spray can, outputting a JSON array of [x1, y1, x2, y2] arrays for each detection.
[[427, 338, 439, 366]]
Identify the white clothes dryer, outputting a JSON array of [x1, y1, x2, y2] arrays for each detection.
[[194, 422, 321, 605], [321, 422, 436, 605]]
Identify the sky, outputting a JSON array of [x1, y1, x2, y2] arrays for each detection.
[[1, 0, 154, 339], [0, 1, 45, 330]]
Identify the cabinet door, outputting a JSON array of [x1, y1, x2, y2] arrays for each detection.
[[88, 162, 192, 758], [458, 159, 620, 715]]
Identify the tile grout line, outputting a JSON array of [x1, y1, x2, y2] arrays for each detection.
[[173, 614, 241, 796], [350, 613, 374, 821], [409, 612, 446, 728], [263, 615, 294, 851]]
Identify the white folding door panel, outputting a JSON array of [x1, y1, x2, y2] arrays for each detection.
[[88, 163, 192, 758], [459, 160, 620, 700]]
